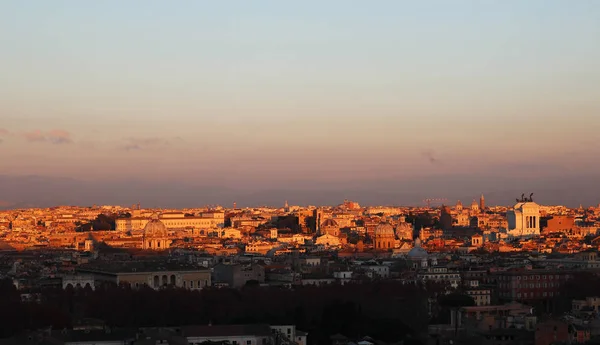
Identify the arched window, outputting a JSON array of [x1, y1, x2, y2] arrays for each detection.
[[170, 275, 176, 285], [162, 275, 168, 286], [153, 275, 159, 288]]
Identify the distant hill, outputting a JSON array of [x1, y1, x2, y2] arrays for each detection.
[[0, 174, 598, 209]]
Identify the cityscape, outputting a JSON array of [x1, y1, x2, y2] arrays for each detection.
[[2, 1, 600, 345], [2, 196, 600, 344]]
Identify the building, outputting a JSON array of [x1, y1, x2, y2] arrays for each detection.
[[495, 268, 573, 302], [320, 218, 340, 237], [543, 215, 576, 235], [77, 261, 211, 290], [213, 263, 265, 288], [465, 288, 492, 306], [116, 212, 225, 232], [62, 274, 95, 290], [395, 218, 413, 240], [373, 223, 395, 250], [471, 234, 483, 247], [182, 324, 273, 345], [142, 215, 170, 250], [535, 320, 569, 345], [417, 266, 460, 289], [507, 195, 541, 238], [406, 238, 432, 269]]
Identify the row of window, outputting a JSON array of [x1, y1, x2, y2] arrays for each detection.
[[499, 274, 561, 280], [189, 340, 263, 345], [499, 282, 559, 289], [517, 291, 558, 298], [183, 280, 209, 289]]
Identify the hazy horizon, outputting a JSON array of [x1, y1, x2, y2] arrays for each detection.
[[1, 1, 599, 208]]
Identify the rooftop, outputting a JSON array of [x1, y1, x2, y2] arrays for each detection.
[[77, 260, 209, 274]]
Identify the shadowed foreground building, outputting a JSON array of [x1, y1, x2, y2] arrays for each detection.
[[1, 324, 307, 345], [77, 261, 211, 290]]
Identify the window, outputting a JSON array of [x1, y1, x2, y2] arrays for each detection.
[[247, 341, 252, 345], [190, 281, 194, 288]]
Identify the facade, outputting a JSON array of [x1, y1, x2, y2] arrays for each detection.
[[417, 266, 461, 289], [62, 274, 95, 290], [77, 261, 211, 290], [183, 324, 273, 345], [116, 212, 225, 232], [495, 269, 573, 302], [507, 199, 541, 238], [543, 215, 576, 234], [465, 288, 492, 306], [362, 264, 390, 279]]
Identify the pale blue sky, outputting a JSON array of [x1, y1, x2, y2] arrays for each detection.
[[1, 1, 599, 206]]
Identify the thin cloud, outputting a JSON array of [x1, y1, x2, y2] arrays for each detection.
[[21, 129, 73, 144], [0, 128, 10, 136], [120, 137, 171, 151]]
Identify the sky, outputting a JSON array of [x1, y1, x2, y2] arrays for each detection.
[[0, 1, 599, 208]]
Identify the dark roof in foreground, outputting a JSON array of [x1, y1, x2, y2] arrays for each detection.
[[180, 324, 273, 337]]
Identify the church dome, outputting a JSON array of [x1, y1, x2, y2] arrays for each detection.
[[321, 218, 339, 228], [407, 238, 428, 259], [144, 215, 168, 238], [375, 223, 395, 237], [407, 246, 428, 259]]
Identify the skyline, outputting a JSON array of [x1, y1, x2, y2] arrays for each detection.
[[1, 1, 599, 207]]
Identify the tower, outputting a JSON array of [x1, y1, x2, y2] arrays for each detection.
[[456, 200, 463, 212], [480, 194, 485, 211]]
